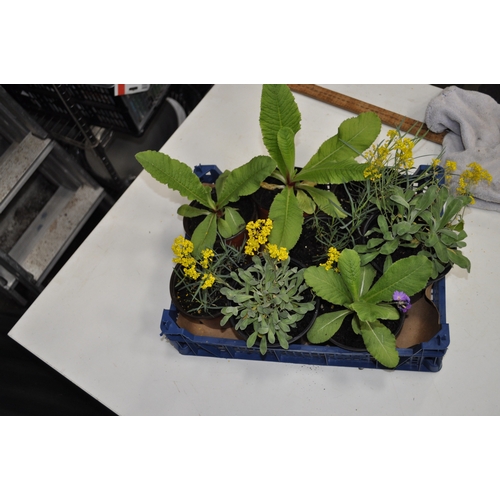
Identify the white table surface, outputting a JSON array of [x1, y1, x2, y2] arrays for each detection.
[[9, 84, 500, 416]]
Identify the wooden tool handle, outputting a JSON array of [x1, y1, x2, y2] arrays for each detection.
[[288, 84, 446, 145]]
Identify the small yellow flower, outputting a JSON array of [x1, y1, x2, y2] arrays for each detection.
[[172, 235, 194, 259], [244, 219, 273, 255], [267, 244, 288, 261], [200, 248, 214, 269], [200, 273, 215, 289], [320, 247, 341, 271], [456, 162, 492, 196], [184, 265, 200, 280]]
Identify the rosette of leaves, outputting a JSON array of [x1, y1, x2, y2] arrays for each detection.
[[259, 84, 382, 251], [355, 183, 471, 278], [304, 249, 433, 368], [220, 254, 316, 355], [135, 151, 276, 257]]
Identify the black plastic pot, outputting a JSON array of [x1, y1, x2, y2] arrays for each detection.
[[169, 264, 224, 329], [227, 258, 320, 349]]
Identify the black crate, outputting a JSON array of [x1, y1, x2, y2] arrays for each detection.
[[3, 84, 170, 136]]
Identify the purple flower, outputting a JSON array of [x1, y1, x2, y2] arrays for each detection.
[[393, 290, 411, 313]]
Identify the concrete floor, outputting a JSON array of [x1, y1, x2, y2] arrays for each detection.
[[0, 88, 205, 415]]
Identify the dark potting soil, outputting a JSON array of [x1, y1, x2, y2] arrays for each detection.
[[251, 176, 283, 214], [289, 217, 332, 267]]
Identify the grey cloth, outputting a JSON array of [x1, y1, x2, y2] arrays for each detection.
[[425, 85, 500, 211]]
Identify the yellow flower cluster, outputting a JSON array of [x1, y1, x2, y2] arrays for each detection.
[[172, 235, 197, 270], [244, 219, 273, 255], [171, 235, 215, 287], [363, 129, 415, 181], [267, 243, 289, 261], [320, 247, 341, 271], [444, 159, 457, 183], [201, 273, 215, 289], [200, 248, 214, 269], [456, 162, 493, 203], [394, 137, 415, 170]]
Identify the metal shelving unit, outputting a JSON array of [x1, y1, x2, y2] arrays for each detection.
[[0, 87, 105, 305]]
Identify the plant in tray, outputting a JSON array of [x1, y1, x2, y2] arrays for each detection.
[[255, 84, 382, 251], [220, 218, 317, 355], [355, 152, 493, 278], [170, 235, 247, 319], [135, 151, 276, 257], [304, 248, 434, 368]]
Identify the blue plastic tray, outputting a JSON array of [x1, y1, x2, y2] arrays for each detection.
[[160, 278, 449, 372], [160, 163, 450, 372]]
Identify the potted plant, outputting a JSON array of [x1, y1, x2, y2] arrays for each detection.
[[353, 130, 492, 279], [219, 218, 318, 355], [169, 234, 248, 325], [304, 248, 434, 368], [135, 151, 276, 257], [253, 84, 382, 251]]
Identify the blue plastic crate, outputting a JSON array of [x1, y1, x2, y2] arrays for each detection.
[[160, 163, 450, 372], [160, 278, 449, 372]]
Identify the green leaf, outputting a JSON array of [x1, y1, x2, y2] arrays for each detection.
[[191, 213, 217, 257], [447, 248, 471, 271], [337, 249, 361, 302], [360, 320, 399, 368], [268, 186, 303, 250], [415, 185, 438, 211], [135, 151, 213, 208], [295, 189, 316, 214], [337, 112, 382, 155], [380, 239, 400, 255], [217, 155, 277, 206], [177, 204, 211, 218], [362, 255, 433, 303], [359, 264, 377, 297], [351, 302, 400, 322], [304, 266, 352, 305], [390, 194, 409, 209], [277, 127, 296, 171], [296, 158, 367, 184], [299, 185, 347, 218], [260, 84, 301, 176], [217, 206, 245, 238], [307, 310, 352, 344]]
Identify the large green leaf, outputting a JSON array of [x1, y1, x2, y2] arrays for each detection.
[[277, 127, 296, 171], [338, 112, 382, 154], [295, 158, 367, 184], [337, 249, 361, 302], [299, 185, 347, 218], [304, 266, 352, 305], [177, 204, 210, 218], [191, 213, 217, 257], [217, 155, 276, 206], [307, 310, 352, 344], [360, 320, 399, 368], [295, 189, 316, 214], [259, 84, 301, 176], [362, 255, 433, 303], [135, 151, 213, 208], [359, 264, 377, 296], [350, 302, 399, 322], [268, 186, 303, 250], [217, 206, 245, 238], [299, 112, 381, 179]]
